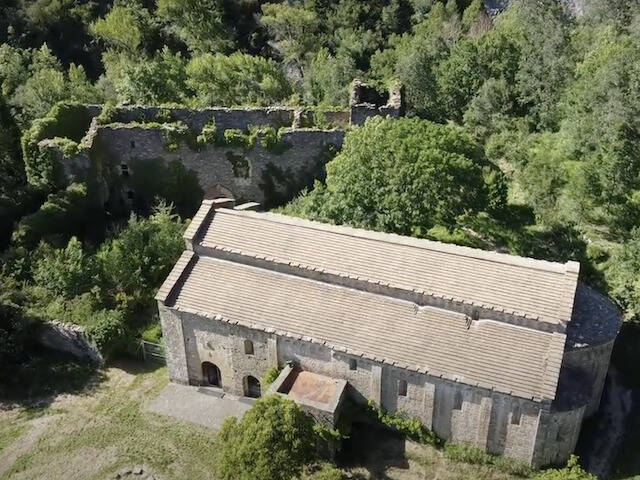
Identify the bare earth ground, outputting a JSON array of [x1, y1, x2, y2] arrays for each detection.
[[0, 362, 520, 480]]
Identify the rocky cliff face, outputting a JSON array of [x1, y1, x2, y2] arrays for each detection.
[[483, 0, 586, 17]]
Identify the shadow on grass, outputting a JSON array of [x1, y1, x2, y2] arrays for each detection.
[[0, 346, 106, 410], [337, 422, 409, 480]]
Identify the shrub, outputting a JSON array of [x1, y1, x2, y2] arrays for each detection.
[[196, 119, 217, 146], [305, 463, 344, 480], [364, 400, 439, 446], [84, 308, 127, 356], [532, 455, 595, 480], [11, 183, 92, 249], [21, 102, 92, 189], [223, 128, 254, 149], [96, 102, 118, 125], [215, 394, 317, 480], [262, 365, 282, 387], [259, 126, 291, 154]]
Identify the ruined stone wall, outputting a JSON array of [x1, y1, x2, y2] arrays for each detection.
[[79, 123, 343, 208], [563, 339, 615, 417], [37, 320, 103, 364], [163, 308, 586, 466]]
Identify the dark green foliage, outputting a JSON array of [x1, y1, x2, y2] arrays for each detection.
[[223, 129, 254, 149], [215, 394, 317, 480], [96, 204, 186, 310], [0, 94, 32, 248], [20, 102, 92, 190], [11, 182, 94, 249], [606, 229, 640, 322], [284, 117, 504, 236], [0, 299, 31, 386]]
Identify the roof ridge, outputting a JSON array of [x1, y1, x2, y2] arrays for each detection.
[[214, 208, 576, 276]]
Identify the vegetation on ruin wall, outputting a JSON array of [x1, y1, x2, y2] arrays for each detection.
[[20, 102, 93, 191]]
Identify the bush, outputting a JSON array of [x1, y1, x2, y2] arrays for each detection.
[[262, 365, 282, 387], [364, 400, 439, 446], [223, 128, 254, 149], [84, 308, 127, 356], [196, 119, 217, 146], [215, 394, 317, 480], [11, 183, 92, 249], [532, 455, 595, 480]]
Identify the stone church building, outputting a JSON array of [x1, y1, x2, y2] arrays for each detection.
[[156, 198, 621, 468]]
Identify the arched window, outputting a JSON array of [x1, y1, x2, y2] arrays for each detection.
[[201, 362, 221, 387], [244, 339, 254, 355], [453, 391, 463, 410], [398, 379, 407, 397], [245, 376, 261, 398]]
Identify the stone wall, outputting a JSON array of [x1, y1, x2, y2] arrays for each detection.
[[563, 339, 615, 417], [161, 306, 584, 467], [37, 320, 103, 364], [90, 124, 344, 208]]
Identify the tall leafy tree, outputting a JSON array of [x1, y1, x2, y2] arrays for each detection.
[[284, 116, 506, 236]]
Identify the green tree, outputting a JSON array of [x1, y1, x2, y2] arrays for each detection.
[[303, 48, 358, 106], [186, 52, 291, 107], [32, 237, 97, 299], [215, 394, 317, 480], [156, 0, 231, 53], [606, 229, 640, 322], [96, 203, 185, 309], [111, 48, 188, 105], [284, 117, 505, 236], [260, 2, 319, 71], [91, 6, 142, 53]]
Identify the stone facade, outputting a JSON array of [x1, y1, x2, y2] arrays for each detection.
[[156, 200, 622, 469], [160, 304, 592, 467]]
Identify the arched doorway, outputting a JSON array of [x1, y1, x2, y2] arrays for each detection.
[[244, 376, 261, 398], [202, 362, 221, 387]]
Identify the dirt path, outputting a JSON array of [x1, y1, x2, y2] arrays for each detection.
[[583, 368, 633, 479]]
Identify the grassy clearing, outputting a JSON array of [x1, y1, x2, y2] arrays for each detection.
[[0, 359, 552, 480], [0, 362, 219, 480]]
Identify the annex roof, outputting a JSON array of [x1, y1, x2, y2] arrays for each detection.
[[189, 204, 579, 326], [159, 252, 566, 401]]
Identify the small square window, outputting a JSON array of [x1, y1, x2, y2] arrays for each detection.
[[126, 190, 134, 199], [348, 359, 357, 370], [398, 379, 407, 397]]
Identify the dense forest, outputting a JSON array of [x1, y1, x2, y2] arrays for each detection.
[[1, 0, 639, 411]]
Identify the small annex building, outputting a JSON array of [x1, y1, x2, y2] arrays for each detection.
[[156, 198, 621, 468]]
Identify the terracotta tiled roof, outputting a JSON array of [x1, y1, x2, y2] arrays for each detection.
[[162, 254, 566, 401], [196, 207, 579, 325]]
